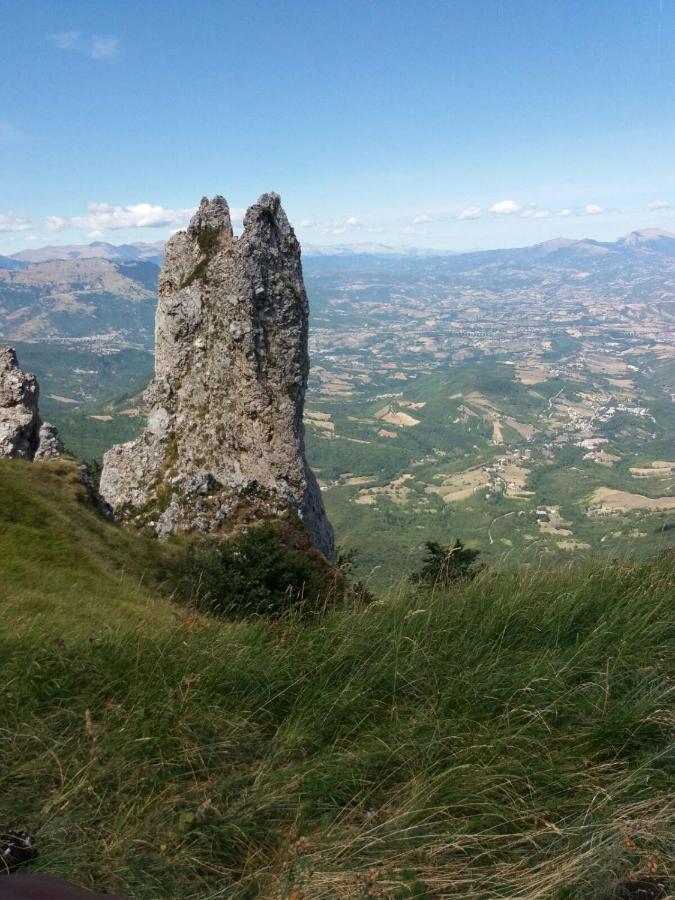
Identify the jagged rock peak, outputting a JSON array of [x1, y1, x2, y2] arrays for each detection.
[[188, 195, 233, 238], [100, 192, 335, 560], [0, 346, 61, 461]]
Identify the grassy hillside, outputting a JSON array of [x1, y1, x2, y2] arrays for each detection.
[[1, 460, 673, 898]]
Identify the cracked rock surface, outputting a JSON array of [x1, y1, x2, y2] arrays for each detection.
[[100, 193, 335, 560], [0, 346, 61, 461]]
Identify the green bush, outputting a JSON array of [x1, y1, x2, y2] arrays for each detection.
[[412, 538, 482, 586], [177, 523, 330, 619]]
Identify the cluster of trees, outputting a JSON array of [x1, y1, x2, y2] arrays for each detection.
[[176, 524, 481, 621]]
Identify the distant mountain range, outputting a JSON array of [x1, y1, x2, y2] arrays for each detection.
[[0, 257, 157, 347], [2, 228, 675, 268], [301, 242, 457, 258], [6, 240, 165, 267], [2, 227, 675, 348]]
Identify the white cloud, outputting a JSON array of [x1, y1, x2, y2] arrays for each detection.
[[412, 214, 432, 224], [0, 213, 32, 233], [489, 199, 522, 215], [521, 207, 551, 219], [314, 216, 362, 235], [648, 200, 671, 211], [45, 215, 66, 231], [583, 203, 604, 216], [89, 36, 120, 60], [458, 206, 482, 220], [48, 31, 120, 60], [400, 226, 417, 235], [521, 206, 571, 219], [48, 31, 80, 51], [71, 201, 194, 231]]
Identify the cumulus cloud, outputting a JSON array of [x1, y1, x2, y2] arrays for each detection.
[[48, 31, 120, 60], [583, 203, 604, 215], [45, 215, 66, 231], [0, 213, 32, 233], [71, 201, 194, 231], [648, 200, 672, 211], [412, 214, 432, 224], [489, 199, 522, 215], [521, 207, 569, 219], [458, 206, 482, 220], [312, 216, 363, 235]]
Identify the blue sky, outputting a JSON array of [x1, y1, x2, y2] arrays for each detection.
[[2, 0, 675, 253]]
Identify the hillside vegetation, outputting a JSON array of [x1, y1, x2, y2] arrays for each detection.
[[0, 460, 673, 898]]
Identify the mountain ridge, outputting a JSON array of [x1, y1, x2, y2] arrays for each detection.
[[4, 227, 675, 266]]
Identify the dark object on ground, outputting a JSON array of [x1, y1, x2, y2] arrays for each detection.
[[412, 538, 482, 586], [0, 832, 38, 873], [609, 877, 668, 899], [0, 874, 128, 899]]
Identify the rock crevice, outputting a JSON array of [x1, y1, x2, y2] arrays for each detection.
[[100, 193, 334, 560]]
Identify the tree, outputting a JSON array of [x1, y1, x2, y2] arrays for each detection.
[[412, 539, 481, 587]]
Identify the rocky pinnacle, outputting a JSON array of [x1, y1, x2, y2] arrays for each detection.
[[100, 193, 335, 560], [0, 346, 61, 461]]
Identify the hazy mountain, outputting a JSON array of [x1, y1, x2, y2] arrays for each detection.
[[0, 255, 28, 270], [10, 240, 165, 266], [615, 227, 675, 256], [0, 257, 158, 348], [4, 227, 675, 348], [9, 228, 675, 269], [301, 242, 454, 257]]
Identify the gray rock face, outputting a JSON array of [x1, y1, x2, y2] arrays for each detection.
[[100, 193, 335, 560], [0, 346, 61, 461]]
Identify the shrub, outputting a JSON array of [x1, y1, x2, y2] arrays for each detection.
[[177, 523, 332, 619], [336, 547, 376, 605], [412, 538, 481, 586]]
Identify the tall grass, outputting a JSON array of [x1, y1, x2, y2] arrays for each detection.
[[0, 461, 673, 898]]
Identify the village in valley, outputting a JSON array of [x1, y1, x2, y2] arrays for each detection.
[[302, 247, 675, 579]]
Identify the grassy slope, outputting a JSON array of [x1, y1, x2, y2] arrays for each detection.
[[0, 461, 673, 899], [0, 459, 175, 633]]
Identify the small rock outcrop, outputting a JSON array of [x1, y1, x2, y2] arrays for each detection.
[[0, 347, 61, 461], [100, 193, 334, 560]]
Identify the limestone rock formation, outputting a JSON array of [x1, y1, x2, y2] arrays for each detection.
[[100, 193, 335, 560], [0, 346, 61, 461]]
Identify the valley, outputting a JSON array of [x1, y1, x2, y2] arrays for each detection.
[[303, 248, 674, 580], [2, 234, 674, 582]]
